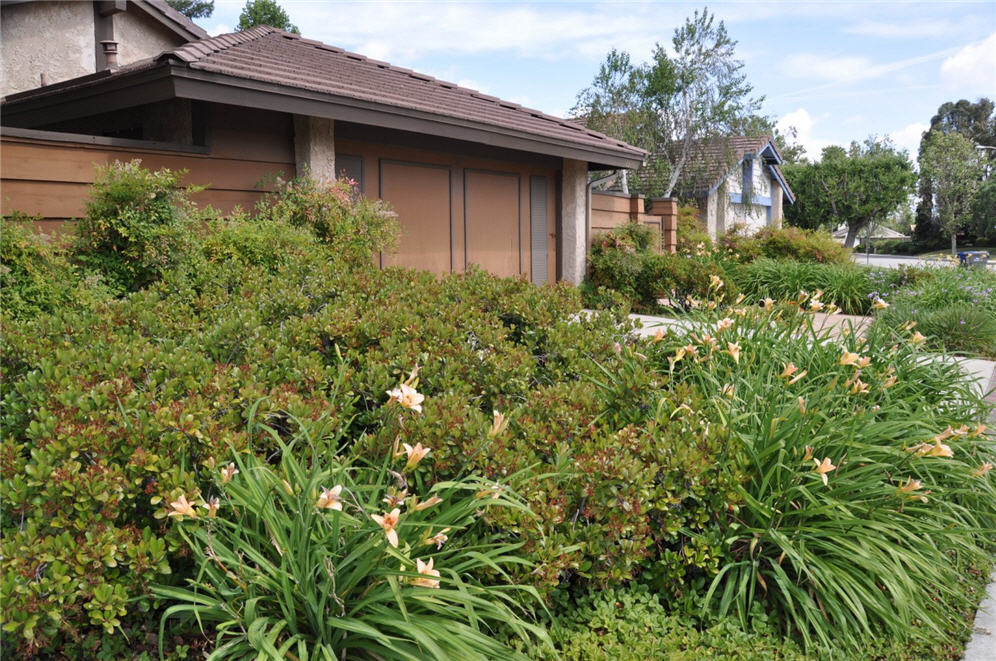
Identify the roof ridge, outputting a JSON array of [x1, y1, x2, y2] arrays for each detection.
[[159, 26, 275, 64]]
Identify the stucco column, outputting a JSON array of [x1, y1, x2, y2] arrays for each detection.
[[560, 158, 587, 284], [293, 115, 335, 182], [770, 186, 783, 228]]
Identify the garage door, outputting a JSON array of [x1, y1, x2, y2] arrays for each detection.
[[379, 160, 452, 273], [465, 169, 520, 278]]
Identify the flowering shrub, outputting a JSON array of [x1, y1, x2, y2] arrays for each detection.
[[156, 398, 550, 659], [74, 160, 197, 292], [586, 222, 737, 312], [637, 308, 996, 652], [0, 217, 80, 320], [258, 175, 398, 265]]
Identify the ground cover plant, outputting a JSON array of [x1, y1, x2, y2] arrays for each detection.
[[630, 301, 996, 654], [157, 398, 550, 660], [870, 265, 996, 358]]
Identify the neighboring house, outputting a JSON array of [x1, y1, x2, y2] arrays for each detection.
[[637, 136, 795, 238], [1, 21, 644, 284], [832, 224, 910, 246], [1, 0, 207, 96]]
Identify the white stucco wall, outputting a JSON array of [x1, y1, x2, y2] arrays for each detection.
[[713, 159, 777, 235], [1, 2, 95, 96], [114, 9, 186, 66]]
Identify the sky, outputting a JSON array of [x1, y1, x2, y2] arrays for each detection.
[[196, 1, 996, 161]]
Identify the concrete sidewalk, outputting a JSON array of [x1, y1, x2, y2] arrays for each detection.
[[625, 311, 996, 661]]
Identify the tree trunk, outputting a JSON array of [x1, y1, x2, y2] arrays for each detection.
[[844, 224, 859, 249], [951, 232, 957, 256]]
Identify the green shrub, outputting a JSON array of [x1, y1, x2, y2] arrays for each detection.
[[74, 160, 195, 292], [587, 222, 737, 312], [157, 408, 550, 659], [517, 585, 806, 660], [869, 265, 996, 358], [754, 226, 850, 264], [259, 175, 399, 265], [675, 204, 712, 255], [638, 309, 996, 653], [198, 214, 322, 272], [733, 259, 873, 314], [1, 217, 78, 320]]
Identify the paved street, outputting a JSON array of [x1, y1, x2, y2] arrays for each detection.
[[851, 253, 994, 270]]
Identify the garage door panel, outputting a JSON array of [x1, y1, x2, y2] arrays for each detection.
[[379, 160, 451, 273], [465, 170, 520, 278]]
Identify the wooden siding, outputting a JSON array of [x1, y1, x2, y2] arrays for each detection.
[[2, 105, 294, 229], [591, 191, 677, 253], [336, 136, 557, 280]]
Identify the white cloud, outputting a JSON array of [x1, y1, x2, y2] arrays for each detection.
[[940, 32, 996, 93], [776, 108, 839, 160], [281, 3, 672, 63], [208, 23, 231, 37], [846, 18, 979, 39], [888, 122, 928, 159], [781, 54, 872, 83]]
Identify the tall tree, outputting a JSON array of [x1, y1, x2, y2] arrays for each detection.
[[783, 138, 915, 248], [914, 98, 996, 241], [237, 0, 299, 34], [166, 0, 214, 19], [572, 8, 761, 198], [919, 131, 985, 254]]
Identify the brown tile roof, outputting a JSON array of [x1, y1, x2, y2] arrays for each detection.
[[158, 27, 645, 161], [636, 135, 793, 201]]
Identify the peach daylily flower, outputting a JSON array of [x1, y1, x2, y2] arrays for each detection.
[[371, 508, 401, 548], [489, 410, 509, 438], [402, 442, 431, 471], [220, 462, 239, 484], [761, 298, 775, 311], [856, 356, 871, 369], [896, 477, 929, 502], [735, 293, 746, 305], [716, 317, 734, 333], [970, 423, 987, 437], [909, 440, 954, 458], [802, 445, 814, 462], [709, 274, 724, 290], [414, 495, 443, 512], [425, 527, 450, 549], [386, 383, 425, 413], [871, 298, 890, 310], [809, 299, 824, 312], [381, 487, 407, 508], [168, 494, 197, 519], [203, 497, 220, 518], [971, 463, 993, 478], [725, 342, 741, 364], [780, 363, 799, 379], [813, 457, 836, 486], [652, 328, 666, 343], [788, 370, 808, 385], [720, 383, 735, 397], [839, 349, 861, 366], [317, 485, 344, 510], [910, 331, 927, 346], [412, 557, 441, 588]]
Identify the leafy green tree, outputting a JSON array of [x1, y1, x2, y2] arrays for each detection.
[[237, 0, 299, 34], [166, 0, 214, 19], [572, 8, 761, 198], [783, 138, 915, 248], [914, 99, 996, 241], [919, 131, 986, 254], [970, 178, 996, 243]]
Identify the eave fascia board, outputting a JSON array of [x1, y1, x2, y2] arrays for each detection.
[[0, 66, 176, 127], [169, 68, 646, 169]]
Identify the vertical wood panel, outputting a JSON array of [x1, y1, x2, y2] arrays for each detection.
[[379, 160, 452, 274], [529, 175, 549, 284], [464, 169, 520, 278]]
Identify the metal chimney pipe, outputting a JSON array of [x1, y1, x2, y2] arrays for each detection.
[[100, 40, 119, 69]]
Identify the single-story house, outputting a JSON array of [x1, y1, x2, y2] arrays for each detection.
[[1, 4, 645, 284], [832, 224, 911, 246], [637, 136, 795, 238]]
